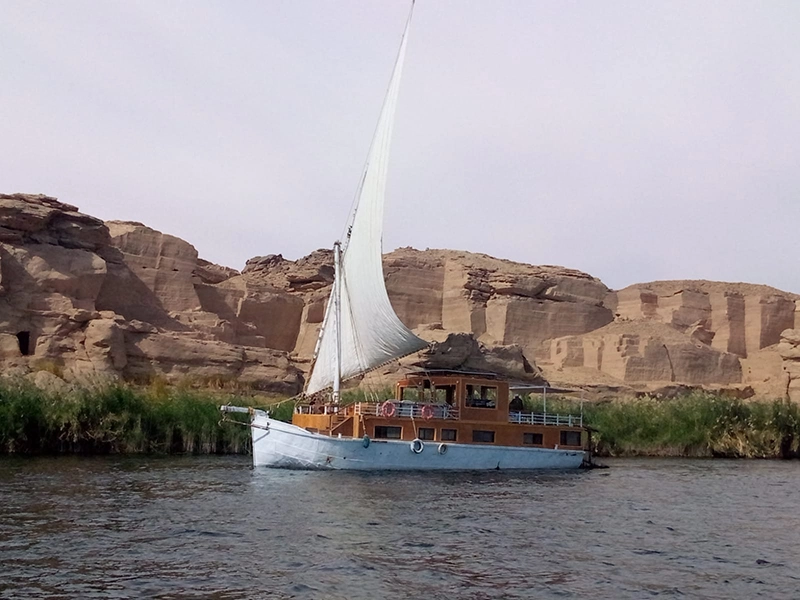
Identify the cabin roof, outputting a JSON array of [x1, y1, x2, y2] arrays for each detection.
[[509, 384, 581, 394], [404, 370, 578, 393], [404, 369, 503, 380]]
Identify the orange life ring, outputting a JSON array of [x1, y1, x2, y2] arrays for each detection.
[[421, 405, 434, 420], [381, 401, 396, 418]]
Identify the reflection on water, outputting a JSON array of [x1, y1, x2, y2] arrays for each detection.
[[2, 457, 800, 599]]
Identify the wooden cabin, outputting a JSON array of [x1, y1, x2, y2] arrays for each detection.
[[293, 371, 586, 451]]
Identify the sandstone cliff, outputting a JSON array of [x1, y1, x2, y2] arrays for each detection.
[[779, 329, 800, 402], [538, 281, 798, 397], [1, 193, 797, 400], [0, 194, 302, 393]]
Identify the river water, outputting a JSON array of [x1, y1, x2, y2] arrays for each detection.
[[1, 457, 799, 599]]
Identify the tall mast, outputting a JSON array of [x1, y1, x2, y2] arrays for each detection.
[[332, 241, 343, 404]]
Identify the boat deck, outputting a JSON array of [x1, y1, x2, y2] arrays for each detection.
[[296, 401, 583, 428], [293, 372, 587, 451]]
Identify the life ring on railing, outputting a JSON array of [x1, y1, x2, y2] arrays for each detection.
[[410, 438, 424, 454], [381, 401, 396, 418], [438, 443, 448, 455], [421, 405, 434, 420]]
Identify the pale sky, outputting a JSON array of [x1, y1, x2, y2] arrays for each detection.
[[2, 1, 799, 293]]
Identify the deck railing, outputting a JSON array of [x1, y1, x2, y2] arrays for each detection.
[[354, 402, 460, 421], [508, 411, 583, 427], [296, 403, 582, 427], [295, 405, 342, 415]]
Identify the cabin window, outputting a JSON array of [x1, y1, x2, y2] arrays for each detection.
[[418, 428, 435, 441], [400, 386, 420, 402], [374, 426, 402, 439], [472, 430, 495, 443], [435, 386, 456, 405], [17, 331, 31, 356], [523, 432, 543, 445], [401, 379, 445, 402], [441, 429, 457, 442], [560, 431, 582, 446], [465, 385, 497, 408]]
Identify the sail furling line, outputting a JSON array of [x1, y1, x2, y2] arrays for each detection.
[[305, 4, 426, 396]]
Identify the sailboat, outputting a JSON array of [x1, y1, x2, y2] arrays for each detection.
[[222, 3, 589, 470]]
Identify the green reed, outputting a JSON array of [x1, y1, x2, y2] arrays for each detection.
[[4, 377, 799, 458], [338, 386, 395, 405], [526, 391, 800, 458], [0, 379, 288, 455]]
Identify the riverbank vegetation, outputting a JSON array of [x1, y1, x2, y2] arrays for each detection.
[[1, 379, 798, 458], [0, 378, 291, 455], [531, 392, 800, 458]]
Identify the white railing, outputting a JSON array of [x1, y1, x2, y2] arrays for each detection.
[[508, 411, 583, 427], [354, 402, 460, 421], [295, 405, 342, 415], [295, 404, 581, 427]]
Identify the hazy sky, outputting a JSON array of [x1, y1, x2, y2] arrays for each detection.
[[3, 1, 799, 293]]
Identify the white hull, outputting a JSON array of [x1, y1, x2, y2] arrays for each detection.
[[251, 414, 586, 471]]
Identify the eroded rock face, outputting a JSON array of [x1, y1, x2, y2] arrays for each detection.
[[106, 221, 203, 313], [543, 321, 743, 386], [414, 332, 542, 383], [194, 276, 304, 351], [0, 194, 303, 392], [241, 247, 616, 387], [123, 331, 299, 393], [614, 281, 798, 358], [1, 192, 797, 399], [778, 329, 800, 402], [0, 193, 109, 250], [381, 248, 614, 351]]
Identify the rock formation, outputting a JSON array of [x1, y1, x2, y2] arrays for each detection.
[[1, 192, 797, 400], [612, 281, 798, 358], [0, 194, 303, 393], [383, 248, 614, 349], [778, 329, 800, 402], [542, 321, 742, 386], [413, 332, 543, 383]]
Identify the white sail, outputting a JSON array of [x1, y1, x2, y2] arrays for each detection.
[[306, 5, 426, 396]]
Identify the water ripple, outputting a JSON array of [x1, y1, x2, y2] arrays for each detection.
[[2, 457, 800, 599]]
